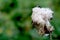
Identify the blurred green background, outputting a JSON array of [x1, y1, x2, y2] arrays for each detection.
[[0, 0, 60, 40]]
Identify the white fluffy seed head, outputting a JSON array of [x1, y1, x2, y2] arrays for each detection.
[[31, 6, 54, 36], [31, 7, 54, 24]]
